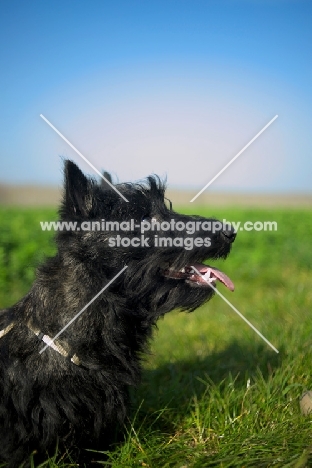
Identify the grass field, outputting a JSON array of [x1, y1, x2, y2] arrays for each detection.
[[0, 205, 312, 467]]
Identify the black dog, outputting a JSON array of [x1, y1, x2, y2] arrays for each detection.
[[0, 161, 235, 466]]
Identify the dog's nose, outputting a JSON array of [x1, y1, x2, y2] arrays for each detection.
[[221, 227, 236, 243]]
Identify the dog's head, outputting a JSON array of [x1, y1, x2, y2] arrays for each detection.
[[59, 160, 236, 315]]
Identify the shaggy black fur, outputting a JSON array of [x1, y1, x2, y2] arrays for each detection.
[[0, 161, 235, 467]]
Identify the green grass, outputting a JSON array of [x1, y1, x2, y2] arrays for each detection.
[[0, 205, 312, 467]]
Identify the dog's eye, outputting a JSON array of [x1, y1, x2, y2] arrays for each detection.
[[141, 215, 158, 224]]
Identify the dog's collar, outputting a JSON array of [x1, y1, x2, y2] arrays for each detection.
[[0, 322, 80, 366]]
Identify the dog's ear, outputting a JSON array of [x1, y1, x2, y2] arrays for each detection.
[[100, 171, 114, 190], [62, 160, 93, 217]]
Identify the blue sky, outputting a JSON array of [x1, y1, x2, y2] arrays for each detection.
[[0, 0, 311, 192]]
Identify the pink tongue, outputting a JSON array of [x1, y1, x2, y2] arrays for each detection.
[[192, 263, 235, 291]]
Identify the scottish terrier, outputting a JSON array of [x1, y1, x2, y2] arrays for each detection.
[[0, 160, 235, 466]]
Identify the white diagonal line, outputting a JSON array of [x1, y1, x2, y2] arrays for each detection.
[[190, 115, 278, 203], [191, 266, 279, 354], [39, 265, 128, 354], [40, 114, 129, 202]]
